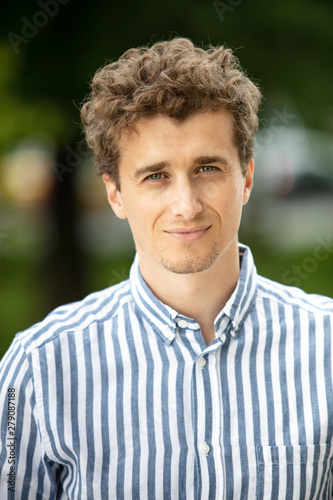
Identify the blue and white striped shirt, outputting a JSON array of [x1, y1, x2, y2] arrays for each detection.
[[1, 244, 333, 499]]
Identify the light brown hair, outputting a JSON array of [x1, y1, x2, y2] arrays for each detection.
[[81, 37, 261, 189]]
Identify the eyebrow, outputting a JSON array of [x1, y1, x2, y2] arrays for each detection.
[[134, 162, 170, 180], [134, 156, 229, 179], [193, 155, 229, 167]]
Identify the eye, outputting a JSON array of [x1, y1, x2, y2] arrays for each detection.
[[146, 172, 164, 181], [199, 166, 217, 173]]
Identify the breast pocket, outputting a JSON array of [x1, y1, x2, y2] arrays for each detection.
[[256, 442, 333, 499]]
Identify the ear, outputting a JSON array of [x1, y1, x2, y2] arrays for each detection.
[[102, 175, 127, 220], [242, 159, 254, 206]]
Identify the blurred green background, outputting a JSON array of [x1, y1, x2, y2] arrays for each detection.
[[1, 0, 333, 359]]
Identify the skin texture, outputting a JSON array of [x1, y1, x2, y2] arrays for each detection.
[[103, 109, 254, 344]]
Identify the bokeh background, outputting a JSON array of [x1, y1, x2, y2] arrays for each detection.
[[1, 0, 333, 358]]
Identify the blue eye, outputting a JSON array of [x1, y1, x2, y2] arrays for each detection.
[[147, 173, 163, 180], [200, 166, 216, 173]]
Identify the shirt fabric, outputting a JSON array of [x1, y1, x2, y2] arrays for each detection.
[[0, 243, 333, 499]]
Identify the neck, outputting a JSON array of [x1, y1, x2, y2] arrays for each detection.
[[138, 240, 240, 345]]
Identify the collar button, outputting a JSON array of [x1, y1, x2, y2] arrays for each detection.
[[177, 319, 188, 329]]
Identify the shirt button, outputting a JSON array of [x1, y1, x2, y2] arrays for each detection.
[[177, 319, 188, 329], [201, 442, 210, 455], [197, 356, 206, 368]]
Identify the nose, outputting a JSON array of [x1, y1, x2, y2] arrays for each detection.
[[169, 178, 203, 220]]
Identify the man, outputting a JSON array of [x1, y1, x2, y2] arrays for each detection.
[[0, 38, 332, 499]]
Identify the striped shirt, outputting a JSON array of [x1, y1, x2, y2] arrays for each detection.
[[0, 243, 333, 499]]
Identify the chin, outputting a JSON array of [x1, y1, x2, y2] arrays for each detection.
[[159, 248, 221, 275]]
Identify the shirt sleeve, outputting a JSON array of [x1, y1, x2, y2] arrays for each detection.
[[0, 335, 60, 498]]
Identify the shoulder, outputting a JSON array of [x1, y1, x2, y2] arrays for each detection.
[[15, 279, 133, 356], [256, 274, 333, 316]]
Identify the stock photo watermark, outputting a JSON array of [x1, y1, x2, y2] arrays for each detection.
[[52, 141, 90, 182], [213, 0, 243, 22], [282, 235, 333, 287], [7, 388, 16, 493], [256, 107, 297, 153], [108, 267, 129, 287], [7, 0, 71, 54]]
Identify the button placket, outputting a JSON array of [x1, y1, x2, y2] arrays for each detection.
[[197, 356, 207, 368], [195, 352, 211, 462], [193, 345, 223, 493]]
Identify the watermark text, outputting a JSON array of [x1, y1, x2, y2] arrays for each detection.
[[7, 0, 71, 54], [282, 235, 333, 287], [213, 0, 243, 22], [7, 388, 16, 493], [256, 107, 297, 153], [52, 142, 90, 182]]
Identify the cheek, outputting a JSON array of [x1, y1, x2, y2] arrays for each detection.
[[214, 184, 242, 210], [214, 190, 244, 229], [124, 200, 159, 234]]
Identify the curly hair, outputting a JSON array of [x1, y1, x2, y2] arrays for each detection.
[[81, 37, 261, 189]]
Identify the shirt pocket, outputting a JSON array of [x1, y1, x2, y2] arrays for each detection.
[[256, 442, 333, 500]]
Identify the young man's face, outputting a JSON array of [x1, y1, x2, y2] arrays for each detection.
[[103, 109, 253, 275]]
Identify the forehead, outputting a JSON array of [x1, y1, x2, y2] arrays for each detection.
[[117, 109, 237, 170]]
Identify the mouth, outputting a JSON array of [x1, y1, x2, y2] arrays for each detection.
[[164, 225, 211, 242]]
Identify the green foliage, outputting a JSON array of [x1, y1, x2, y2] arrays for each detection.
[[0, 42, 69, 154]]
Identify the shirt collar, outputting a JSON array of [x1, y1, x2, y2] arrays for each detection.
[[214, 243, 257, 338], [129, 243, 257, 345]]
